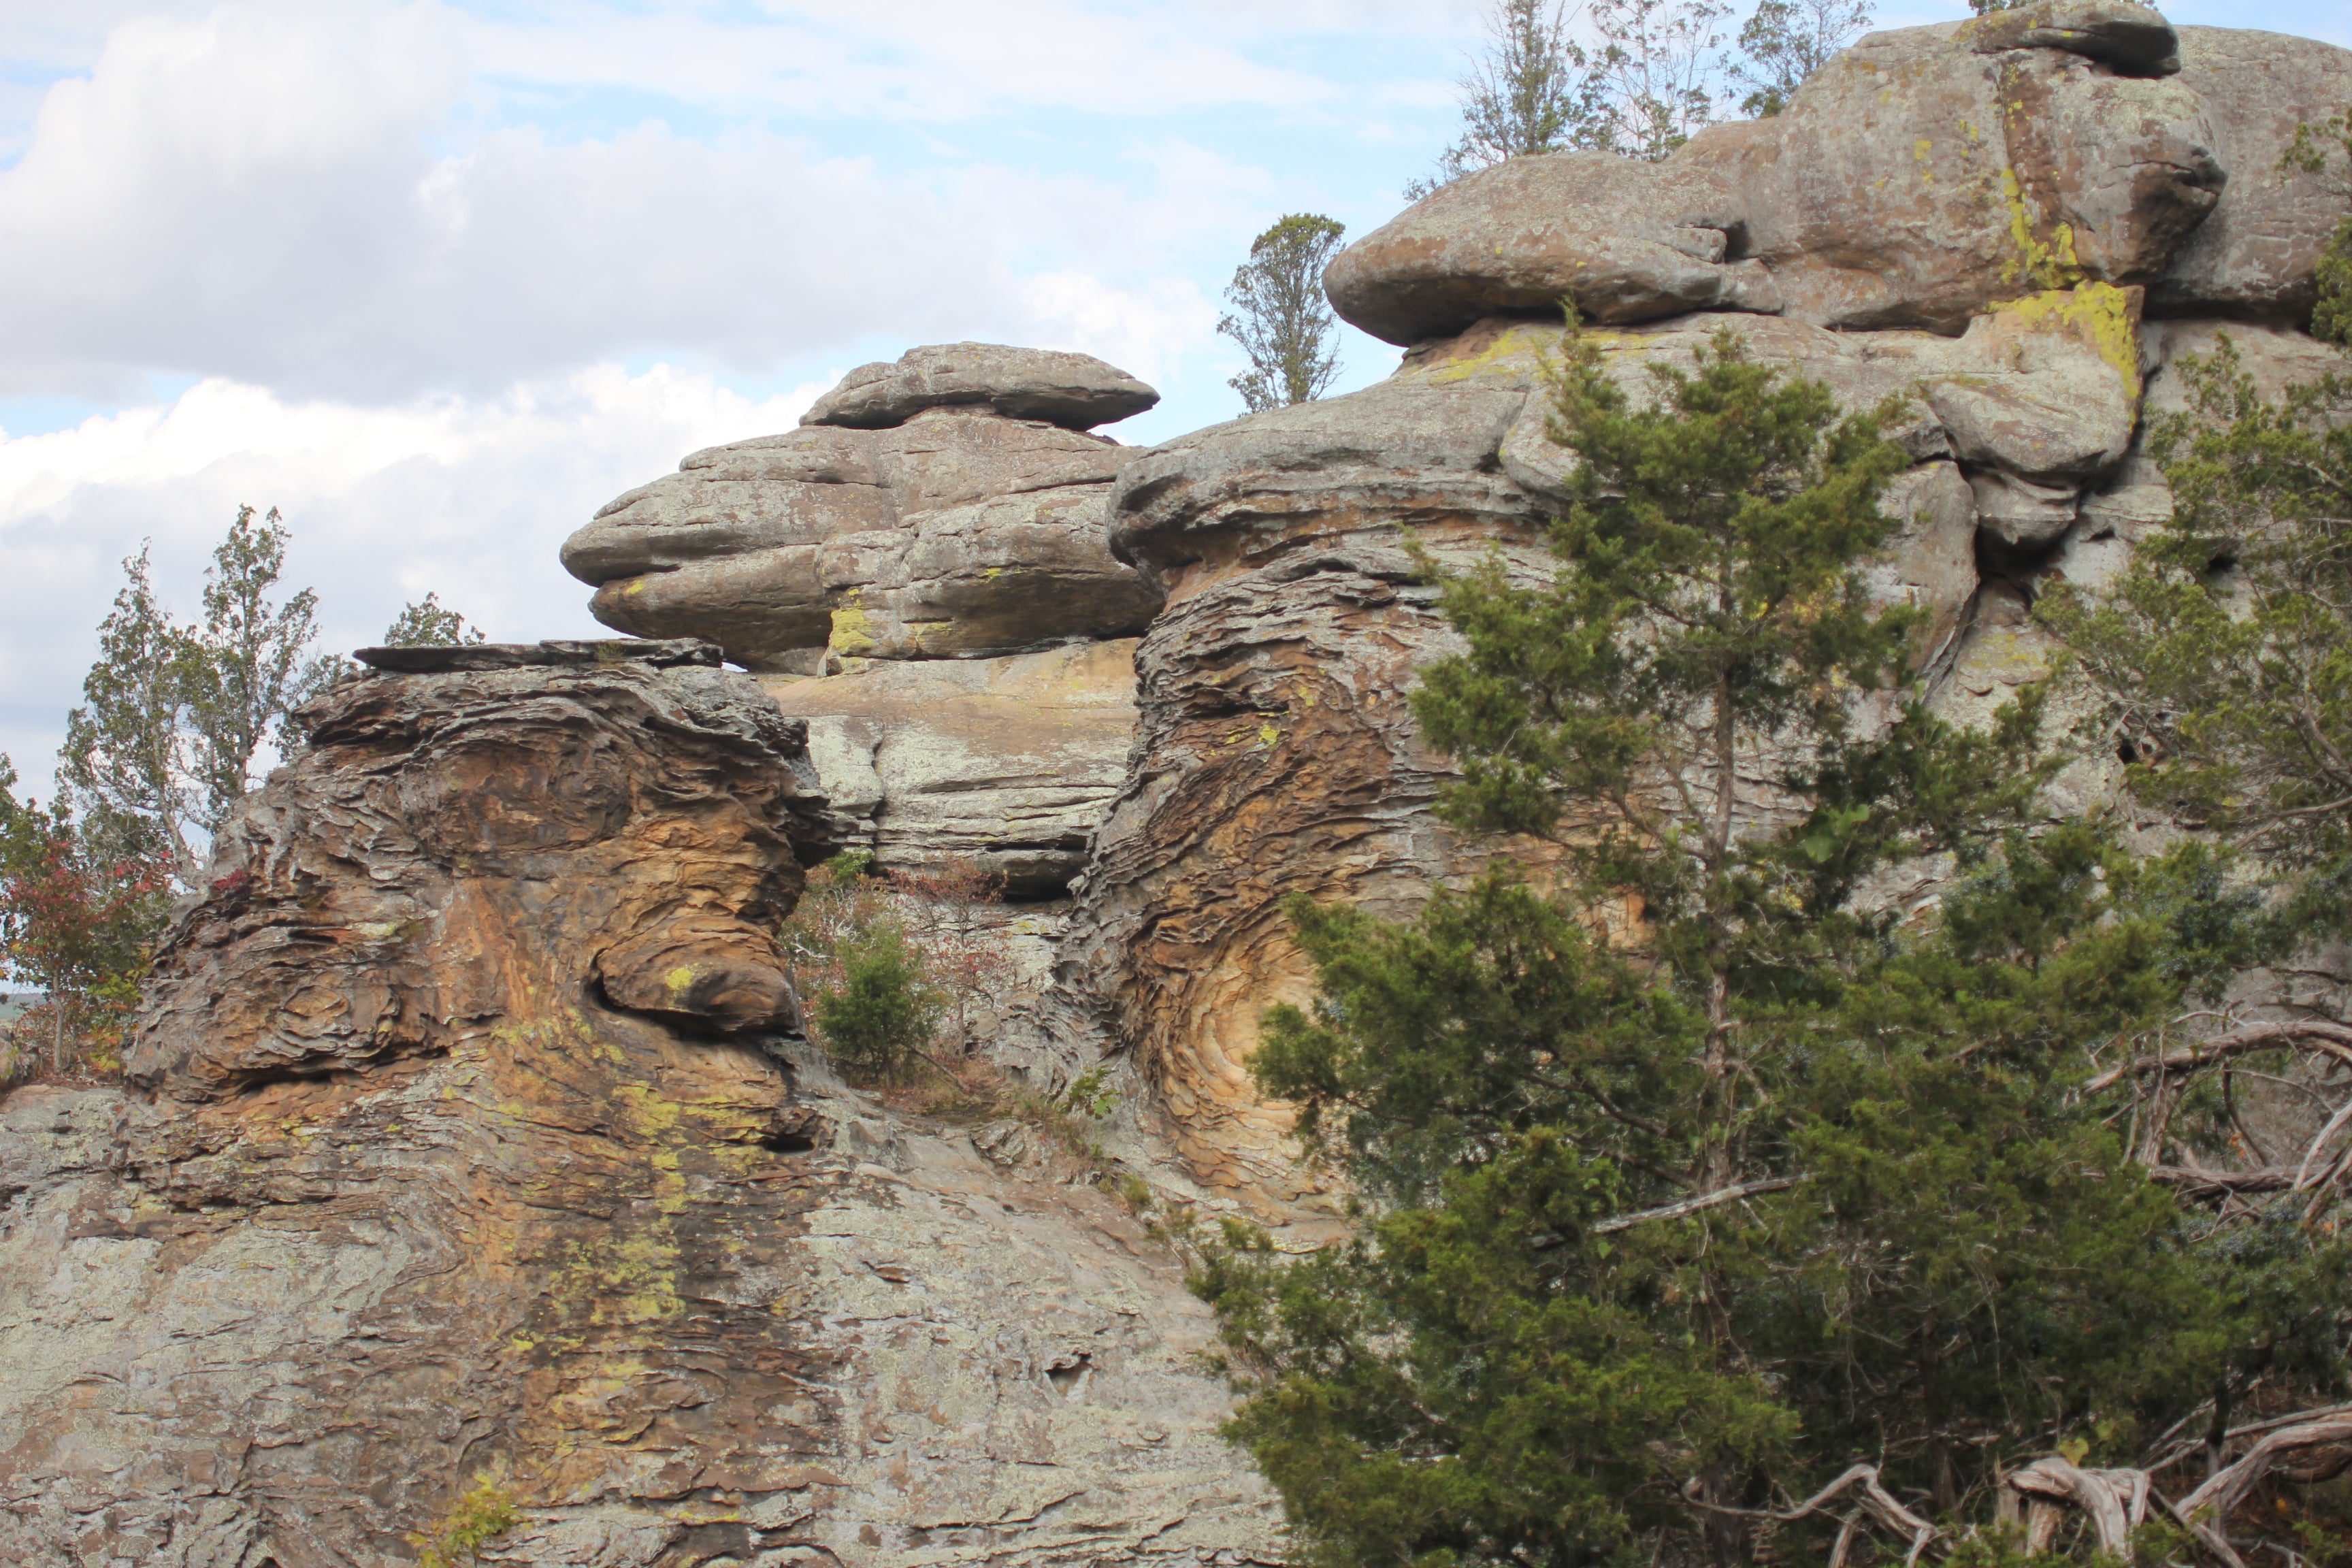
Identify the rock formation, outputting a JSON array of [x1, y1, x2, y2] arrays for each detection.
[[0, 643, 1275, 1567], [564, 344, 1166, 894], [10, 9, 2352, 1558], [1020, 7, 2352, 1217]]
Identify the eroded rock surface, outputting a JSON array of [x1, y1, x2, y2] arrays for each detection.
[[1326, 5, 2352, 344], [564, 350, 1166, 676], [0, 644, 1275, 1568], [564, 349, 1171, 889]]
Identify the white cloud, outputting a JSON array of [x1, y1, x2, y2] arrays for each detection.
[[0, 1, 1272, 405], [0, 363, 825, 791]]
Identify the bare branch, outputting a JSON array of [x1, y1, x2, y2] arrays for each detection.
[[1592, 1175, 1796, 1234], [2085, 1019, 2352, 1094]]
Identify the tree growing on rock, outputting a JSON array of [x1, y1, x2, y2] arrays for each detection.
[[61, 506, 332, 886], [1194, 320, 2352, 1568], [1220, 214, 1348, 414], [382, 592, 488, 648], [1408, 0, 1599, 198]]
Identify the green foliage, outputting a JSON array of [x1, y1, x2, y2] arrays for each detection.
[[1198, 321, 2339, 1567], [1409, 0, 1599, 197], [2282, 110, 2352, 350], [816, 924, 941, 1086], [60, 506, 330, 885], [408, 1475, 522, 1568], [382, 592, 487, 648], [2042, 333, 2352, 933], [1062, 1066, 1118, 1119], [1729, 0, 1872, 116], [0, 760, 169, 1081], [1220, 214, 1346, 414]]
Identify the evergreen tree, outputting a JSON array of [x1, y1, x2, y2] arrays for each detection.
[[1220, 214, 1348, 414], [382, 592, 489, 649], [1194, 323, 2341, 1567]]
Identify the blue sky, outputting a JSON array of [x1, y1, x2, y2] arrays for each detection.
[[0, 0, 2345, 790]]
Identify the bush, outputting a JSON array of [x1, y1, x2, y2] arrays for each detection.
[[815, 924, 941, 1086]]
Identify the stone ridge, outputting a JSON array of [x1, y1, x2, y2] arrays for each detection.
[[803, 342, 1160, 432], [353, 636, 723, 672]]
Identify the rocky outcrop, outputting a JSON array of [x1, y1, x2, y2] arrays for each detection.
[[564, 348, 1169, 890], [1026, 10, 2352, 1213], [1330, 7, 2350, 346], [0, 644, 1275, 1567], [766, 640, 1143, 898], [564, 348, 1164, 676]]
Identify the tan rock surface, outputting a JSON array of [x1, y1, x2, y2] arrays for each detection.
[[763, 640, 1143, 896], [0, 645, 1276, 1568]]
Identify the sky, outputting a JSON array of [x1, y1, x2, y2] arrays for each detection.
[[2, 0, 2347, 796]]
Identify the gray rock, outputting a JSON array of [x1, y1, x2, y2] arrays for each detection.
[[803, 342, 1160, 431], [764, 640, 1144, 896], [1961, 0, 2181, 73], [2153, 30, 2352, 320], [354, 637, 721, 672], [1683, 20, 2221, 331], [565, 364, 1167, 673], [1322, 152, 1782, 346]]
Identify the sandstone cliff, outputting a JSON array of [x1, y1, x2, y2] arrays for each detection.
[[0, 643, 1275, 1568]]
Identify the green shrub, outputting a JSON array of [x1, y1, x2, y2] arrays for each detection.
[[815, 924, 941, 1085]]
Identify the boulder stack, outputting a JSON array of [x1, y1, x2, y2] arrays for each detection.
[[564, 344, 1169, 894]]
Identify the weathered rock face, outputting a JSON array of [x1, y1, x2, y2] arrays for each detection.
[[564, 349, 1166, 676], [1327, 5, 2352, 346], [564, 349, 1169, 891], [0, 644, 1275, 1567], [804, 343, 1160, 432], [1039, 0, 2347, 1199], [765, 640, 1143, 897]]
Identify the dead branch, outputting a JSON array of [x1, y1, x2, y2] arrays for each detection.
[[2087, 1021, 2352, 1094], [2006, 1457, 2148, 1554], [1591, 1175, 1797, 1235], [2177, 1415, 2352, 1527]]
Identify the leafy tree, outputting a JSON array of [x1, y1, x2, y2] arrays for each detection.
[[0, 762, 171, 1079], [1408, 0, 1598, 199], [182, 506, 328, 839], [1220, 214, 1348, 414], [60, 506, 330, 885], [59, 544, 199, 878], [1727, 0, 1872, 116], [1195, 323, 2337, 1568], [1582, 0, 1731, 160], [382, 592, 488, 648]]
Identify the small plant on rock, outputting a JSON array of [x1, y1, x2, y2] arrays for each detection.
[[408, 1474, 521, 1568]]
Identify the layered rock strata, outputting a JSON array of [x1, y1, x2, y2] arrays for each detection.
[[1025, 12, 2352, 1213], [566, 345, 1170, 891], [0, 643, 1275, 1568]]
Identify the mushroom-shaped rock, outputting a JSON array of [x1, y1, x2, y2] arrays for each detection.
[[1322, 152, 1783, 346], [1328, 5, 2229, 344], [561, 352, 1167, 675], [803, 342, 1160, 431]]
